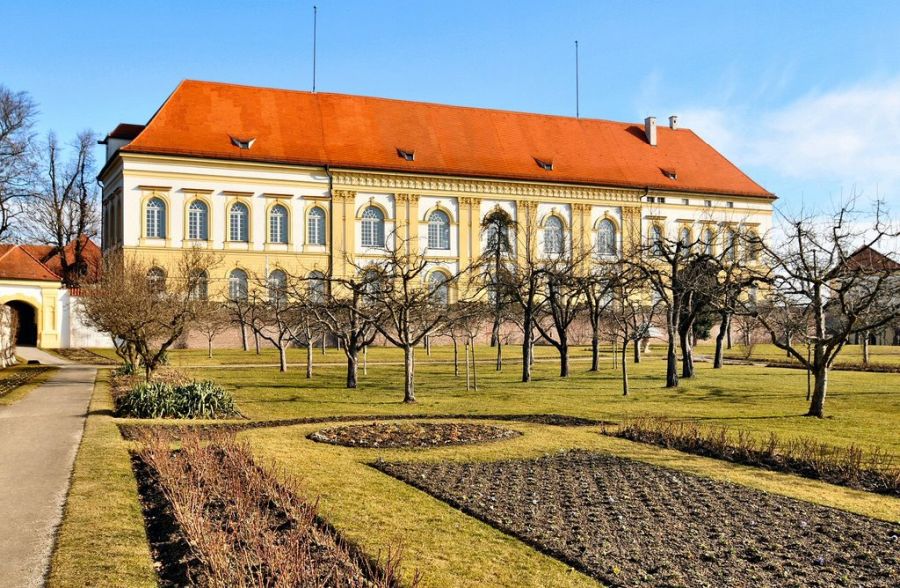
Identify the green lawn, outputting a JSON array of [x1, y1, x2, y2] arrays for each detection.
[[694, 341, 900, 367], [54, 345, 900, 587]]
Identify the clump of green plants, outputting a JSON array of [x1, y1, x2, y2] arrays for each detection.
[[604, 416, 900, 496], [115, 380, 238, 419]]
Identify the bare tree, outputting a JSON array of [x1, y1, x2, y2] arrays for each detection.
[[23, 131, 99, 285], [80, 248, 219, 379], [580, 263, 617, 372], [608, 267, 662, 396], [352, 235, 457, 403], [194, 301, 231, 359], [247, 272, 305, 373], [0, 85, 36, 242], [744, 201, 900, 417], [533, 252, 587, 377]]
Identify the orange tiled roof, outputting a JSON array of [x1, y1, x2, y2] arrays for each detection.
[[0, 245, 62, 282], [21, 238, 103, 283], [842, 245, 900, 271], [121, 80, 773, 199]]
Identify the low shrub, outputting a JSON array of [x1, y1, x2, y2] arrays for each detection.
[[115, 379, 238, 419], [136, 430, 415, 587], [603, 416, 900, 496]]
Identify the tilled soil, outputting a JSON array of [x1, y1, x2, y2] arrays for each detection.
[[309, 422, 521, 449], [376, 450, 899, 588], [118, 413, 600, 441]]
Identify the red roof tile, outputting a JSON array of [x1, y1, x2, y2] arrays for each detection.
[[121, 80, 774, 199], [21, 238, 103, 283], [0, 245, 62, 282]]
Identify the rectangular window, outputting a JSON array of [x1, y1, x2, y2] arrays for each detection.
[[704, 200, 713, 207], [726, 201, 734, 208], [681, 198, 689, 206]]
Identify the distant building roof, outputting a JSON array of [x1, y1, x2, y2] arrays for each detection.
[[0, 238, 102, 283], [842, 245, 900, 272], [115, 79, 774, 199]]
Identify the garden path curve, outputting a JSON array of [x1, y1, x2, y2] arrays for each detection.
[[0, 363, 94, 587]]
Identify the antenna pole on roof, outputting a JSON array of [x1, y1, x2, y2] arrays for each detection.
[[575, 40, 580, 119], [312, 5, 318, 92]]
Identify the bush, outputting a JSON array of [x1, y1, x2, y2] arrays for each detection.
[[115, 380, 237, 419], [604, 416, 900, 496]]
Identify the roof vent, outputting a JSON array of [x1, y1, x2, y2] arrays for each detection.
[[644, 116, 657, 146], [397, 148, 415, 161], [661, 167, 677, 180], [534, 157, 554, 171], [230, 136, 256, 150], [668, 115, 679, 130]]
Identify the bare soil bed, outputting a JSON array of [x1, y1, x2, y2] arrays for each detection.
[[0, 366, 50, 397], [309, 422, 521, 449], [376, 451, 899, 588]]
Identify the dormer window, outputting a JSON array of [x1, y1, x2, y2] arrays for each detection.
[[661, 168, 677, 180], [397, 148, 415, 161], [534, 157, 553, 171], [230, 136, 256, 150]]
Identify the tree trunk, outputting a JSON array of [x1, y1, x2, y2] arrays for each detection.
[[621, 339, 629, 396], [278, 344, 287, 372], [403, 345, 415, 403], [726, 322, 733, 350], [254, 330, 260, 355], [559, 343, 569, 377], [590, 332, 600, 372], [714, 312, 729, 369], [240, 324, 248, 351], [322, 334, 326, 355], [679, 326, 694, 378], [346, 349, 358, 388], [452, 337, 459, 376], [521, 320, 533, 383], [666, 328, 679, 388], [807, 364, 828, 418], [306, 343, 312, 379], [208, 338, 213, 359], [465, 340, 471, 390], [862, 332, 870, 366], [363, 345, 368, 375], [496, 339, 503, 371], [425, 335, 431, 356], [633, 339, 641, 363], [612, 339, 617, 369], [490, 315, 500, 347], [470, 337, 478, 391]]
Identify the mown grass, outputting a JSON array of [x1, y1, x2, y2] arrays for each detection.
[[243, 419, 900, 587], [143, 344, 900, 454], [0, 364, 57, 406], [695, 342, 900, 367], [47, 370, 157, 588]]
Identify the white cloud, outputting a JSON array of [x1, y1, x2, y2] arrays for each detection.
[[678, 78, 900, 206]]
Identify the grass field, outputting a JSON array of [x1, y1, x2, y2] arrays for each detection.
[[51, 344, 900, 586]]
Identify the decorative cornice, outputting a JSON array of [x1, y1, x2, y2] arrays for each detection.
[[331, 170, 642, 203], [332, 189, 356, 201], [395, 192, 420, 203]]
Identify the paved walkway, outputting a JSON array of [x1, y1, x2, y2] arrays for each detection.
[[0, 364, 95, 587], [14, 347, 72, 367]]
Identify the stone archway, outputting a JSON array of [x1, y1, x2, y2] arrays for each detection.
[[5, 301, 38, 346]]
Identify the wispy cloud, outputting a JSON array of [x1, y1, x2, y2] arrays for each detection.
[[678, 78, 900, 206]]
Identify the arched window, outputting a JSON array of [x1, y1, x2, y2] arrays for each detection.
[[229, 202, 249, 242], [268, 269, 287, 304], [228, 268, 248, 301], [703, 228, 715, 256], [187, 200, 208, 240], [147, 267, 166, 294], [362, 268, 383, 302], [361, 206, 385, 248], [307, 207, 326, 245], [597, 219, 616, 256], [483, 211, 512, 254], [544, 216, 564, 255], [268, 204, 288, 244], [189, 270, 208, 301], [650, 225, 664, 256], [146, 198, 166, 238], [725, 229, 738, 261], [747, 231, 761, 261], [679, 227, 692, 249], [429, 271, 450, 306], [308, 271, 326, 303], [427, 210, 450, 250]]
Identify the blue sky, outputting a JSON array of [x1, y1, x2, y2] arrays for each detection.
[[5, 0, 900, 212]]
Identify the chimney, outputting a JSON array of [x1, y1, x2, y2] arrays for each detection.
[[644, 116, 657, 146], [668, 115, 679, 130]]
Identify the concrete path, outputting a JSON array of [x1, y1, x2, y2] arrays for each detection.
[[0, 365, 95, 587], [14, 347, 72, 367]]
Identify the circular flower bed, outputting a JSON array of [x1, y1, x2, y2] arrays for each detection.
[[308, 422, 521, 449]]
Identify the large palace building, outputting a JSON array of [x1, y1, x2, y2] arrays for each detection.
[[99, 80, 774, 298]]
